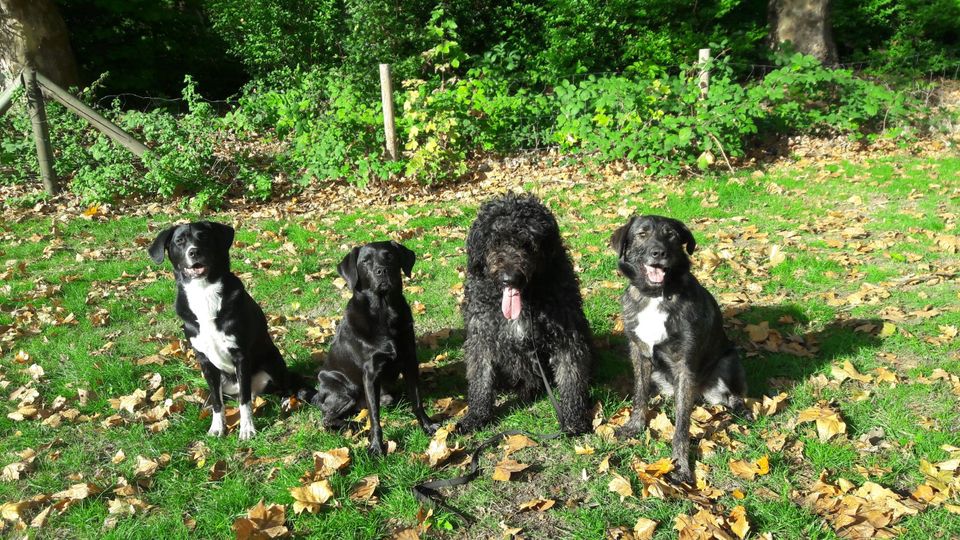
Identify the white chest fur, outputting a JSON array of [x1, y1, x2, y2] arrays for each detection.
[[633, 297, 669, 352], [183, 279, 237, 374]]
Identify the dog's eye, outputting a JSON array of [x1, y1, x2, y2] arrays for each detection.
[[174, 236, 186, 246]]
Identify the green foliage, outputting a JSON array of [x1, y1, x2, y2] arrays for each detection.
[[551, 52, 928, 173], [833, 0, 960, 74]]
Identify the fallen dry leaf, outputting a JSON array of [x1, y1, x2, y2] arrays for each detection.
[[290, 480, 336, 514], [633, 517, 658, 539], [501, 434, 538, 458], [729, 455, 770, 481], [348, 475, 379, 505], [608, 472, 634, 501], [517, 498, 555, 512], [305, 447, 351, 480], [232, 500, 289, 539], [492, 459, 529, 482], [797, 404, 847, 441]]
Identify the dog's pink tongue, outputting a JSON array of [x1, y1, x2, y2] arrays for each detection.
[[501, 287, 522, 320], [645, 265, 665, 284]]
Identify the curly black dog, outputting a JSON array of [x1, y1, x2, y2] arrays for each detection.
[[309, 241, 439, 455], [458, 193, 593, 435], [610, 215, 751, 483], [148, 221, 301, 440]]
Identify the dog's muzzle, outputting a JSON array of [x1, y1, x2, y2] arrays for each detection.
[[644, 265, 665, 284]]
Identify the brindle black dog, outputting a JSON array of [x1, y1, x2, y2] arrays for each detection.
[[611, 215, 751, 483]]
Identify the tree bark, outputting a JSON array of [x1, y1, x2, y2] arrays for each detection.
[[1, 0, 79, 89], [768, 0, 838, 65]]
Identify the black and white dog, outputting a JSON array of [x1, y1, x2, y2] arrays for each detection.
[[610, 215, 750, 483], [148, 221, 298, 440], [310, 241, 438, 455]]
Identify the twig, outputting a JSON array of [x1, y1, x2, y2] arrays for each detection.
[[707, 132, 735, 173]]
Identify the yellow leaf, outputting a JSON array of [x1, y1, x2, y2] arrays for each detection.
[[608, 472, 634, 501], [517, 498, 555, 512], [728, 506, 750, 539], [492, 459, 528, 482], [768, 245, 786, 267], [501, 434, 538, 457], [880, 322, 896, 337], [232, 500, 289, 539], [574, 445, 595, 455], [290, 480, 335, 514], [348, 475, 379, 505], [633, 517, 658, 539]]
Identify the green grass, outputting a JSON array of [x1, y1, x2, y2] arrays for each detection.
[[1, 153, 959, 538]]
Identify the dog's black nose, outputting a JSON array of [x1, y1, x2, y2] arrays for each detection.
[[648, 246, 665, 258], [500, 271, 526, 288], [187, 246, 199, 259]]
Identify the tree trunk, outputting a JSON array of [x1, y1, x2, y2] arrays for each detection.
[[768, 0, 838, 65], [0, 0, 79, 89]]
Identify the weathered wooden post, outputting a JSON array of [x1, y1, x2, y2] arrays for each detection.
[[379, 63, 398, 161], [698, 48, 711, 100], [22, 67, 59, 195]]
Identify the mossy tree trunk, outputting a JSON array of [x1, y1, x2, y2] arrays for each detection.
[[768, 0, 838, 65], [1, 0, 79, 88]]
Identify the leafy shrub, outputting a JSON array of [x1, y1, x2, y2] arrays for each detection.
[[551, 51, 927, 173]]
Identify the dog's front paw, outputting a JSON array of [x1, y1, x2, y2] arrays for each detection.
[[561, 416, 592, 436], [367, 439, 387, 457], [615, 417, 646, 439], [669, 459, 693, 485], [238, 425, 257, 441], [456, 413, 488, 434], [421, 420, 442, 435], [207, 412, 226, 437]]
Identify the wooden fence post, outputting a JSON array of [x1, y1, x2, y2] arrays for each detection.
[[379, 64, 398, 161], [698, 48, 711, 100], [22, 68, 59, 196]]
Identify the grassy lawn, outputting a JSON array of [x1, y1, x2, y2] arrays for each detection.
[[1, 152, 959, 539]]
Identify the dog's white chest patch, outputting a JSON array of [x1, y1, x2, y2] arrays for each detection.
[[634, 297, 669, 351], [184, 279, 237, 374]]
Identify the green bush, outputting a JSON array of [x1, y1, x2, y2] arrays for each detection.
[[551, 52, 927, 173]]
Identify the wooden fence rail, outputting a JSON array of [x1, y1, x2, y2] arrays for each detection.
[[0, 67, 149, 195]]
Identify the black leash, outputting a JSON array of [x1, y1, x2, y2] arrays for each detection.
[[412, 309, 568, 521], [411, 429, 563, 522]]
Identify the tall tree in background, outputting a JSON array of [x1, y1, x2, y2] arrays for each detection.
[[768, 0, 838, 64], [0, 0, 78, 87]]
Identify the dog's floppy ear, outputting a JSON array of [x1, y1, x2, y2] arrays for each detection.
[[206, 221, 235, 253], [147, 226, 176, 264], [337, 246, 362, 291], [391, 241, 416, 278], [669, 218, 696, 254], [610, 216, 637, 260]]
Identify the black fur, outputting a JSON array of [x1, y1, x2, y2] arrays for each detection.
[[310, 241, 438, 455], [611, 215, 750, 483], [458, 193, 593, 435], [148, 221, 300, 440]]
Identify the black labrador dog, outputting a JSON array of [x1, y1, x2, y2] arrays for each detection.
[[610, 215, 751, 483], [310, 241, 438, 455], [148, 221, 299, 440]]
